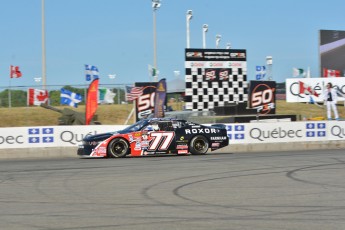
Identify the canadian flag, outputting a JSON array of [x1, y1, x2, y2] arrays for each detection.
[[10, 65, 22, 78], [323, 68, 341, 77], [27, 88, 49, 106], [299, 81, 319, 97]]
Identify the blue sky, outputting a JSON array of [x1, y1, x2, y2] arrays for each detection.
[[1, 0, 345, 89]]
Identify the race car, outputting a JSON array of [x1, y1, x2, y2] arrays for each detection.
[[77, 118, 229, 158]]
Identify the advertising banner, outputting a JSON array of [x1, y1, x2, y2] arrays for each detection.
[[286, 78, 345, 102], [1, 121, 345, 150], [0, 125, 124, 149], [134, 82, 158, 121], [185, 48, 248, 111], [154, 78, 167, 118], [319, 30, 345, 77], [248, 80, 276, 114]]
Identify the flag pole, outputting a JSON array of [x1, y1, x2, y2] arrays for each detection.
[[8, 66, 11, 108], [41, 0, 46, 89]]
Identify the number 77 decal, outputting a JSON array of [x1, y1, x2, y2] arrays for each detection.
[[149, 132, 175, 151]]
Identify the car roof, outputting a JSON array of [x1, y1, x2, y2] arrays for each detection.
[[147, 117, 183, 122]]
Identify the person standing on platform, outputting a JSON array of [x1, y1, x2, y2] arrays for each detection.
[[323, 82, 339, 120]]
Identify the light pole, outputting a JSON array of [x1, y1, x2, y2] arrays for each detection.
[[226, 42, 231, 49], [34, 77, 42, 87], [186, 10, 193, 48], [42, 0, 46, 89], [174, 70, 180, 78], [108, 74, 120, 104], [216, 34, 221, 48], [202, 24, 208, 49], [266, 56, 273, 80], [152, 0, 161, 82]]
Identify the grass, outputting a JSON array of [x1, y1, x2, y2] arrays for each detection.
[[0, 100, 343, 127]]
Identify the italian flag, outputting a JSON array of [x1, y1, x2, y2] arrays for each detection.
[[293, 68, 305, 77], [323, 68, 341, 77]]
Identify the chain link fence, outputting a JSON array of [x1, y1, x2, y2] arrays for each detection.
[[0, 83, 130, 108]]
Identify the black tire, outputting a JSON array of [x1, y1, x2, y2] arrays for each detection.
[[189, 135, 209, 155], [107, 138, 129, 158]]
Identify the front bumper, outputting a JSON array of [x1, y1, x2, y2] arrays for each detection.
[[77, 145, 93, 156]]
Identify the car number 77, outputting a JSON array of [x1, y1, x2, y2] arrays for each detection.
[[149, 132, 175, 151]]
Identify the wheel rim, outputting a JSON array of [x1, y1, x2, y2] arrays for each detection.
[[194, 139, 208, 152], [112, 141, 126, 155]]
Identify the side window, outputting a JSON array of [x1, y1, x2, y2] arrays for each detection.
[[158, 122, 174, 131]]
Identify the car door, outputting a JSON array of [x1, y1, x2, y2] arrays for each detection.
[[146, 121, 176, 154]]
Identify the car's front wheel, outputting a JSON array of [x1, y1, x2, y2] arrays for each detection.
[[189, 135, 209, 155], [107, 138, 129, 158]]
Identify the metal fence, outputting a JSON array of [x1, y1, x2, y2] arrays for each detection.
[[0, 83, 130, 108]]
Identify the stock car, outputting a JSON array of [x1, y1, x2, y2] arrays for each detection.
[[77, 118, 229, 158]]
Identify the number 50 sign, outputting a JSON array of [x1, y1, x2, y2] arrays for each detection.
[[248, 81, 276, 114]]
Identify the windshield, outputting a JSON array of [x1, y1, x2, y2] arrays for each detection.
[[120, 119, 149, 133]]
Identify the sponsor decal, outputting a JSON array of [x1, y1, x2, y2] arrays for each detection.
[[97, 146, 107, 154], [185, 128, 217, 134], [141, 140, 150, 148], [205, 69, 217, 81], [133, 132, 141, 137], [209, 62, 224, 67], [228, 62, 243, 67], [219, 69, 229, 81], [178, 150, 188, 154], [212, 143, 220, 147], [186, 52, 203, 58], [210, 136, 227, 141], [230, 52, 246, 58], [176, 144, 188, 150], [134, 140, 142, 151], [190, 62, 204, 67]]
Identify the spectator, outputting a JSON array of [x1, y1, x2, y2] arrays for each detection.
[[323, 82, 339, 120]]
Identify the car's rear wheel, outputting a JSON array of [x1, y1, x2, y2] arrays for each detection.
[[189, 135, 209, 155], [107, 138, 129, 158]]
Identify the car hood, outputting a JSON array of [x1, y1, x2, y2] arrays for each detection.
[[83, 132, 116, 142], [83, 128, 133, 142]]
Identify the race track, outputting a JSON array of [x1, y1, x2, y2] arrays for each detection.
[[1, 150, 345, 230]]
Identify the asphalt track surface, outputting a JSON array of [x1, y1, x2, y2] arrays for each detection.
[[0, 150, 345, 230]]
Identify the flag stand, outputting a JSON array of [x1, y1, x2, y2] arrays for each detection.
[[124, 102, 135, 125]]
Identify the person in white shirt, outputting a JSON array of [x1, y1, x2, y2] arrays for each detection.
[[323, 82, 339, 120]]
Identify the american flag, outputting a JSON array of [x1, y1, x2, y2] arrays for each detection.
[[126, 86, 144, 101]]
